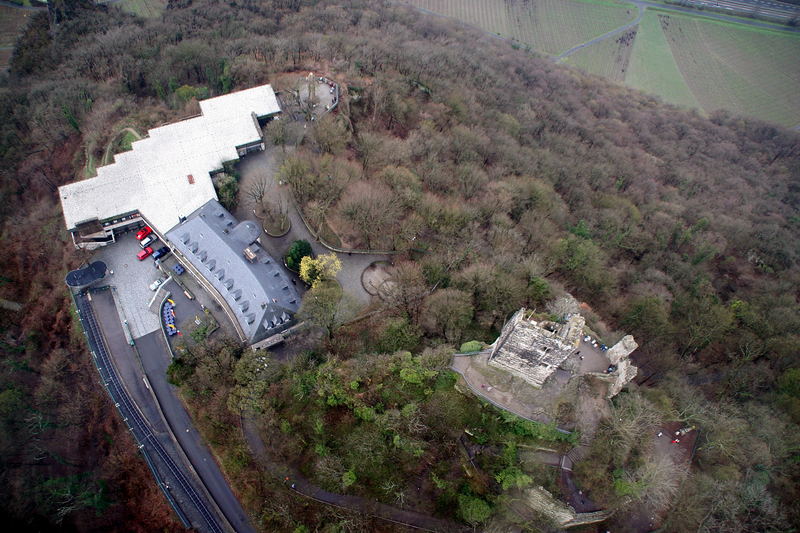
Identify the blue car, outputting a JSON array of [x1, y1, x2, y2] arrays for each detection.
[[152, 246, 170, 261]]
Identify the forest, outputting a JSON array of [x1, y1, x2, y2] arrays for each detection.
[[0, 0, 798, 531]]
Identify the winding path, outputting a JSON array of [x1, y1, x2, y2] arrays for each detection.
[[102, 127, 143, 165]]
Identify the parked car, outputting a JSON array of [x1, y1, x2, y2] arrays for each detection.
[[136, 226, 152, 240], [149, 277, 168, 291], [140, 234, 157, 248], [152, 246, 170, 261], [137, 247, 153, 260]]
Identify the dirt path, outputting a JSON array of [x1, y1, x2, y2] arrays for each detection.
[[102, 127, 143, 165], [240, 414, 468, 532]]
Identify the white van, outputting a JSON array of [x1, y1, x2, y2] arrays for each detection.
[[140, 234, 157, 248]]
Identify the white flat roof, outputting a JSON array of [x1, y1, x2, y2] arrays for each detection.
[[59, 85, 280, 234]]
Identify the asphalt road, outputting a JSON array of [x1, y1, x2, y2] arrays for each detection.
[[90, 288, 254, 533], [78, 290, 221, 532], [92, 289, 169, 436], [136, 329, 256, 533]]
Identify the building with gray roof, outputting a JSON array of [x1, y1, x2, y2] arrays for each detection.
[[166, 199, 299, 344]]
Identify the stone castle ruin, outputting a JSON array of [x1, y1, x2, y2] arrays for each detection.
[[488, 309, 585, 387], [488, 308, 638, 398], [599, 334, 639, 398]]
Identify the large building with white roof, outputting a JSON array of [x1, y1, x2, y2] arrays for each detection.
[[59, 84, 281, 248]]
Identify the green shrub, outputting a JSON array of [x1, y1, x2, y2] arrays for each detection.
[[458, 494, 492, 525], [285, 239, 313, 271], [378, 318, 422, 353], [215, 174, 239, 211], [459, 340, 483, 353], [342, 470, 356, 488], [166, 359, 193, 386]]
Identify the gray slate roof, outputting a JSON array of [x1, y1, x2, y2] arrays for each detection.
[[166, 200, 299, 343]]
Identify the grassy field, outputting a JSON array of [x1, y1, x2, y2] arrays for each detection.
[[408, 0, 637, 55], [624, 11, 701, 109], [115, 0, 167, 18]]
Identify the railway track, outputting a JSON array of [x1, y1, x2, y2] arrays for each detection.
[[672, 0, 800, 20], [76, 292, 224, 533]]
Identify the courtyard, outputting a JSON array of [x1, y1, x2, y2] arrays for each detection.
[[452, 336, 612, 431]]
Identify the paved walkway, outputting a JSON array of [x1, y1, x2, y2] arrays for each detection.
[[241, 415, 468, 532], [235, 148, 389, 306], [94, 235, 162, 339]]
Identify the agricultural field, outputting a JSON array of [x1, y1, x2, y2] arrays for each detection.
[[563, 8, 800, 127], [659, 11, 800, 127], [114, 0, 167, 18], [564, 26, 637, 82], [0, 5, 34, 69], [407, 0, 800, 127], [623, 11, 701, 110], [408, 0, 637, 55]]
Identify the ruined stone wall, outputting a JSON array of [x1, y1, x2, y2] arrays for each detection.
[[522, 486, 611, 528], [607, 335, 638, 365]]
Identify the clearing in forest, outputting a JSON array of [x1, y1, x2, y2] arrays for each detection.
[[114, 0, 167, 18], [407, 0, 637, 56]]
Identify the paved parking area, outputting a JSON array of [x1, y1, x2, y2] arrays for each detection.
[[93, 234, 164, 340], [155, 255, 239, 341]]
